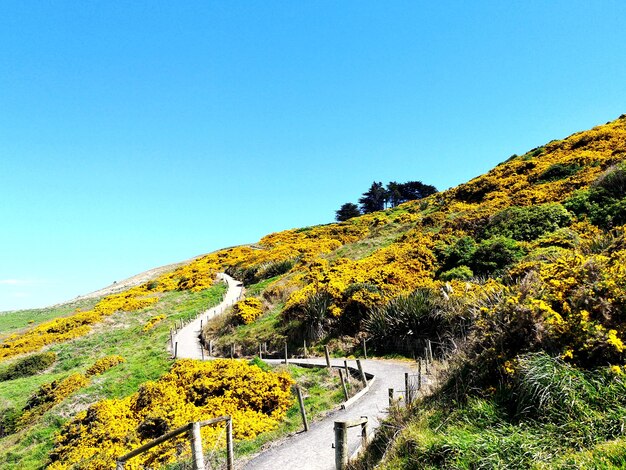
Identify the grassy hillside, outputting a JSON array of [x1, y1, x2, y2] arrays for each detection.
[[2, 114, 626, 468]]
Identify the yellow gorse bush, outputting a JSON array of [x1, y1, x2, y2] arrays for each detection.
[[48, 359, 294, 470], [19, 373, 89, 428], [233, 298, 264, 324], [142, 314, 165, 332], [86, 355, 126, 377]]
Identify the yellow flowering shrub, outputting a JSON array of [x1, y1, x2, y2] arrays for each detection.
[[142, 314, 165, 332], [19, 373, 89, 427], [48, 359, 294, 470], [86, 355, 126, 377], [233, 298, 264, 324]]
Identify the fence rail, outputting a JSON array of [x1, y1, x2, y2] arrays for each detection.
[[116, 416, 233, 470]]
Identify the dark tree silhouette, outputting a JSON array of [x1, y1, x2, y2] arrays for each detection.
[[397, 181, 437, 203], [359, 181, 387, 213], [335, 202, 361, 221]]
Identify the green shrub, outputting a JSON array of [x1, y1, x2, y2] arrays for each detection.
[[470, 236, 525, 275], [439, 265, 473, 281], [594, 162, 626, 198], [534, 163, 582, 183], [226, 259, 295, 286], [364, 288, 468, 355], [484, 203, 573, 241], [0, 406, 20, 437], [0, 352, 56, 381], [436, 236, 477, 273]]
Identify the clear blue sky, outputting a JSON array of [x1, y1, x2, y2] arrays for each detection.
[[1, 1, 625, 311]]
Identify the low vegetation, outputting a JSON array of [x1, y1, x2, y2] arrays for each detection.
[[2, 114, 626, 468]]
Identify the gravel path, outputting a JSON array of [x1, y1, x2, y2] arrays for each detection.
[[171, 274, 420, 469], [243, 357, 417, 470], [173, 273, 243, 359]]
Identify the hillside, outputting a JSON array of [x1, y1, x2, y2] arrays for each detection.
[[2, 114, 626, 468]]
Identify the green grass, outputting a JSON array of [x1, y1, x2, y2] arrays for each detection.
[[244, 275, 281, 297], [0, 284, 226, 470], [0, 298, 101, 340], [369, 354, 626, 470]]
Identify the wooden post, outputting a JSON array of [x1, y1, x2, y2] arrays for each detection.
[[405, 372, 411, 405], [200, 319, 203, 329], [209, 339, 213, 356], [296, 385, 309, 431], [324, 345, 331, 368], [334, 421, 348, 470], [418, 358, 422, 390], [259, 344, 263, 359], [231, 343, 234, 359], [356, 359, 367, 387], [303, 339, 307, 358], [338, 369, 349, 400], [362, 338, 367, 359], [189, 422, 205, 470], [226, 417, 234, 470], [343, 360, 350, 390], [424, 347, 430, 373], [360, 416, 369, 448], [284, 342, 288, 364], [170, 329, 174, 348], [174, 342, 178, 359], [427, 339, 433, 363], [201, 346, 205, 361], [388, 388, 394, 406]]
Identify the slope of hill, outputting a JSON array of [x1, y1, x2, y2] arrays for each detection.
[[1, 114, 626, 468]]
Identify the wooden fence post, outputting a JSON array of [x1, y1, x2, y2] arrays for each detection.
[[209, 339, 213, 356], [259, 344, 263, 359], [174, 342, 178, 359], [362, 338, 367, 359], [334, 421, 348, 470], [324, 345, 331, 368], [303, 339, 307, 359], [343, 360, 350, 390], [360, 416, 369, 448], [338, 369, 349, 400], [356, 359, 367, 387], [226, 418, 234, 470], [388, 388, 394, 406], [284, 342, 288, 364], [405, 372, 411, 405], [427, 339, 433, 363], [296, 385, 309, 432], [418, 359, 422, 390], [189, 422, 205, 470]]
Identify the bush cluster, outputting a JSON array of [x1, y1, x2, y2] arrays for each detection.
[[233, 298, 264, 325], [48, 359, 294, 470], [85, 355, 126, 377], [565, 163, 626, 228], [0, 352, 56, 381], [142, 314, 165, 332]]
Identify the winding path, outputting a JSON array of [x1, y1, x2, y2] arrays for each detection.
[[243, 357, 416, 470], [171, 274, 418, 469], [172, 273, 243, 359]]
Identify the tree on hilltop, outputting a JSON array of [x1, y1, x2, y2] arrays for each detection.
[[335, 203, 361, 222], [359, 181, 387, 213]]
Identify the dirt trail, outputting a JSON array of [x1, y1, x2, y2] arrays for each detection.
[[169, 275, 419, 469], [173, 273, 243, 359], [243, 357, 417, 470]]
